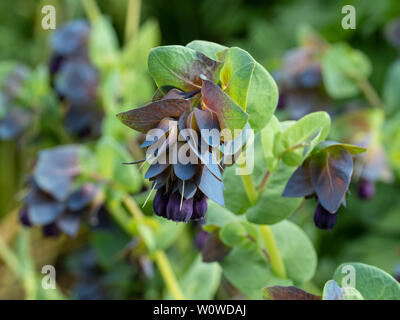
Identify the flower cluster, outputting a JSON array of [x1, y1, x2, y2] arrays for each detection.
[[119, 82, 249, 222], [0, 64, 31, 141], [273, 33, 331, 119], [49, 20, 102, 138], [19, 145, 98, 236]]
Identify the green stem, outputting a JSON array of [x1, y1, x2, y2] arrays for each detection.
[[124, 0, 141, 44], [259, 225, 287, 279], [238, 155, 258, 205], [238, 153, 287, 279], [122, 195, 185, 300], [153, 251, 185, 300], [0, 234, 20, 276], [348, 73, 384, 109], [81, 0, 101, 24]]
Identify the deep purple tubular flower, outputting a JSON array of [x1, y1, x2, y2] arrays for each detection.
[[313, 204, 338, 230], [283, 141, 362, 230], [357, 179, 375, 200], [19, 145, 98, 237]]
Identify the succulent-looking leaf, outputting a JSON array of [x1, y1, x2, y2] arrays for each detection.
[[148, 45, 221, 92], [246, 163, 303, 225], [311, 140, 366, 156], [333, 263, 400, 300], [216, 47, 278, 132], [177, 180, 197, 199], [263, 286, 321, 300], [274, 111, 331, 166], [186, 40, 227, 60], [201, 79, 248, 137], [67, 183, 98, 211], [282, 164, 314, 197], [322, 280, 364, 300], [116, 99, 190, 133], [310, 146, 353, 213], [322, 43, 372, 99]]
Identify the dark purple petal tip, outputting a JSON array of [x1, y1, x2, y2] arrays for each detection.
[[357, 179, 375, 200], [313, 204, 337, 230]]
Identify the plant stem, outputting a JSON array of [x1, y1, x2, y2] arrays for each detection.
[[81, 0, 101, 24], [125, 0, 141, 44], [122, 195, 185, 300], [240, 174, 258, 205], [257, 170, 270, 194], [153, 251, 185, 300], [0, 234, 20, 276], [238, 155, 258, 205], [259, 225, 287, 279], [238, 153, 287, 279], [350, 74, 385, 109]]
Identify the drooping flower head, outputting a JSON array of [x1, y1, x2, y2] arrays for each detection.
[[49, 20, 102, 138], [283, 141, 365, 230], [19, 145, 99, 237], [117, 44, 260, 223]]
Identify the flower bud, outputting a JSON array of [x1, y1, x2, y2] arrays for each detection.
[[313, 204, 337, 230], [153, 188, 169, 218], [357, 179, 375, 200], [192, 195, 208, 221]]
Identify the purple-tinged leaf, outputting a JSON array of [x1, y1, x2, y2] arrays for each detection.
[[193, 108, 221, 147], [201, 80, 249, 137], [34, 145, 80, 201], [116, 99, 191, 133], [282, 163, 314, 197], [145, 163, 170, 179], [310, 147, 353, 213], [312, 140, 366, 155], [57, 212, 82, 237], [196, 166, 224, 205], [173, 159, 198, 181], [67, 183, 98, 212], [177, 180, 197, 199], [263, 286, 321, 300], [148, 45, 221, 92], [25, 189, 65, 225], [202, 231, 232, 263]]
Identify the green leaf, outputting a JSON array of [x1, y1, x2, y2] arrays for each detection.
[[270, 220, 317, 284], [204, 201, 241, 230], [148, 45, 221, 93], [171, 255, 221, 300], [153, 217, 185, 251], [246, 162, 303, 225], [333, 262, 400, 300], [263, 285, 321, 300], [220, 247, 292, 299], [95, 136, 142, 193], [186, 40, 227, 60], [322, 43, 372, 99], [311, 141, 366, 156], [383, 60, 400, 115], [217, 47, 278, 132], [219, 220, 261, 251], [261, 115, 281, 172], [121, 19, 160, 71], [322, 280, 364, 300], [89, 17, 119, 70], [274, 111, 331, 166], [201, 79, 249, 136]]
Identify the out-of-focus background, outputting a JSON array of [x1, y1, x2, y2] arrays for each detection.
[[0, 0, 399, 299]]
